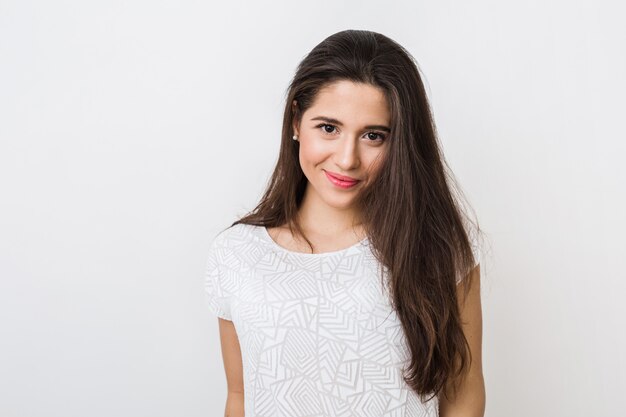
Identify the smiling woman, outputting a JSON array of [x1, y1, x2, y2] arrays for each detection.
[[204, 29, 485, 417], [294, 80, 390, 209]]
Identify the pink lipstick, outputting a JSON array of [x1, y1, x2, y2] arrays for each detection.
[[324, 170, 360, 189]]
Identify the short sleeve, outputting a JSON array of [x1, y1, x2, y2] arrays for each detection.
[[204, 234, 234, 321]]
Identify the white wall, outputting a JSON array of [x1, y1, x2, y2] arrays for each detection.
[[1, 1, 624, 416]]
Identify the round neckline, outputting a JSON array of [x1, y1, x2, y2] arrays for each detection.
[[259, 225, 368, 257]]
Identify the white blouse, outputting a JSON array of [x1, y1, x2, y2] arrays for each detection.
[[204, 222, 479, 417]]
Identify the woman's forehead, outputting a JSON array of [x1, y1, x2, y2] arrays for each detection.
[[307, 80, 390, 125]]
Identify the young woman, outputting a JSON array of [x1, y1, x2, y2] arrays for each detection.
[[205, 29, 485, 417]]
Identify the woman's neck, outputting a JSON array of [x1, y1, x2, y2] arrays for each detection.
[[295, 185, 364, 239]]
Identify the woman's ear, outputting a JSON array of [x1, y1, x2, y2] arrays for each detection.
[[291, 100, 300, 136]]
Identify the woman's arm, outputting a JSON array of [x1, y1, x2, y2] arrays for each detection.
[[218, 317, 245, 417], [439, 265, 486, 417]]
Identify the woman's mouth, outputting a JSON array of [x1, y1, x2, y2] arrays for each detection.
[[324, 170, 360, 189]]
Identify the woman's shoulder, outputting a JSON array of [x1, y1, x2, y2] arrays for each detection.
[[206, 223, 265, 275], [210, 222, 260, 249]]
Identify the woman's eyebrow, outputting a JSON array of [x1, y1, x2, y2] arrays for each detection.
[[310, 116, 391, 133]]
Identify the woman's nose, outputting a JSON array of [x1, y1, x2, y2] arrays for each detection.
[[334, 136, 360, 170]]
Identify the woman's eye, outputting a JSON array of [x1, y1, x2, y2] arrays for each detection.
[[318, 123, 336, 134], [366, 132, 386, 141], [316, 123, 386, 141]]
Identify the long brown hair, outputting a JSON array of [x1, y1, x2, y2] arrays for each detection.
[[230, 29, 483, 403]]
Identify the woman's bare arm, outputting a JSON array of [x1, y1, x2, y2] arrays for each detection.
[[439, 265, 486, 417], [218, 317, 244, 417]]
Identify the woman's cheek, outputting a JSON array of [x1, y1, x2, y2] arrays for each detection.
[[300, 135, 331, 164], [362, 148, 386, 179]]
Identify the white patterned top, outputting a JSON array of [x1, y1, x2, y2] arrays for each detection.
[[204, 222, 480, 417]]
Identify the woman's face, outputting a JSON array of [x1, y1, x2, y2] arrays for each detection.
[[293, 80, 390, 212]]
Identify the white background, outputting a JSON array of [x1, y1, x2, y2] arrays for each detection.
[[1, 1, 624, 416]]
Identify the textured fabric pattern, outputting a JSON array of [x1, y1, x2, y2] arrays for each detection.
[[204, 223, 479, 417]]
